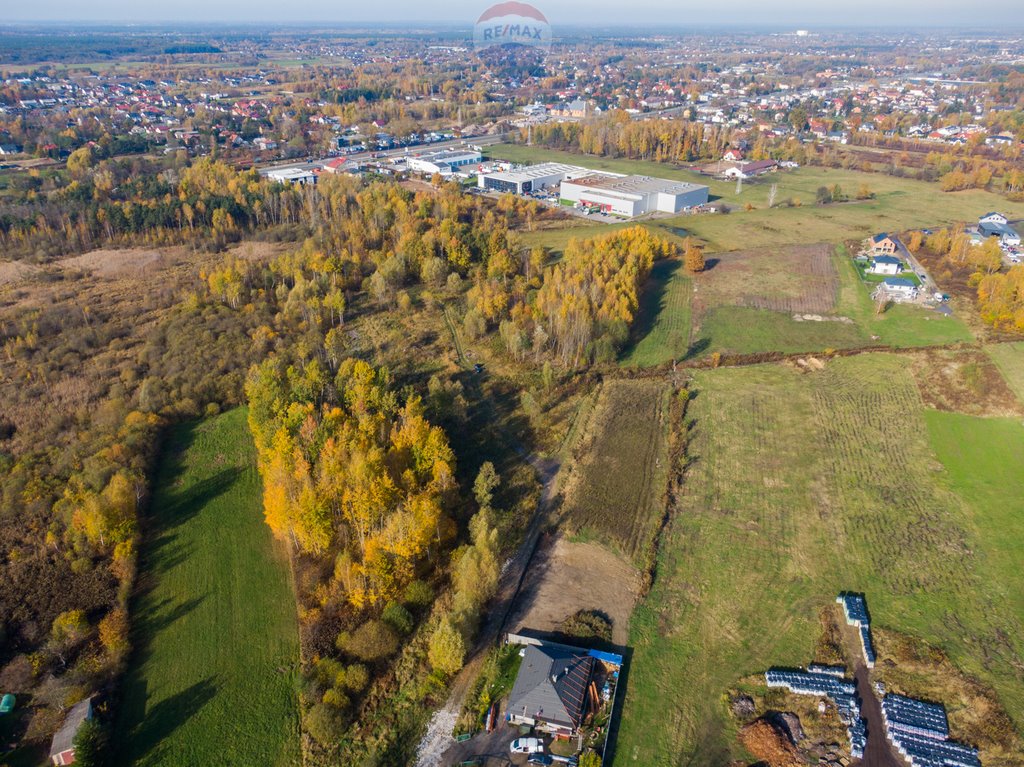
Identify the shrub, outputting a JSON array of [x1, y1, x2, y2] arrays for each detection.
[[337, 620, 399, 662], [340, 663, 369, 693], [71, 718, 108, 767], [322, 687, 350, 709], [381, 602, 415, 635], [559, 610, 612, 643], [305, 702, 344, 747], [428, 616, 466, 676], [403, 580, 433, 610]]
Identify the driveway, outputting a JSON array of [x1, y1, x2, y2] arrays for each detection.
[[896, 240, 938, 297]]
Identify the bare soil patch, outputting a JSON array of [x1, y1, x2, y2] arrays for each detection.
[[59, 246, 187, 278], [506, 534, 640, 646], [0, 260, 40, 286], [907, 347, 1024, 418], [692, 243, 839, 321]]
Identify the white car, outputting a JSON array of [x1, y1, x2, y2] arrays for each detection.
[[510, 737, 545, 754]]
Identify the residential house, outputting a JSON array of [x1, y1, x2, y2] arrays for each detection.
[[979, 212, 1008, 226], [0, 143, 22, 155], [507, 644, 596, 738], [979, 220, 1021, 247], [721, 160, 778, 180], [877, 277, 917, 301], [49, 697, 93, 766], [723, 148, 745, 161], [870, 255, 903, 275], [551, 99, 590, 119], [870, 233, 900, 255]]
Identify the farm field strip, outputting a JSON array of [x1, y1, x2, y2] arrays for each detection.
[[618, 354, 1024, 766], [622, 258, 693, 367], [653, 243, 972, 361], [115, 409, 300, 767], [986, 342, 1024, 405], [559, 379, 673, 563]]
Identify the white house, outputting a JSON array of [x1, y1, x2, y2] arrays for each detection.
[[870, 255, 903, 276], [877, 277, 918, 302], [979, 212, 1008, 226]]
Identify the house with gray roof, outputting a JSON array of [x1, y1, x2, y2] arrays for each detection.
[[49, 696, 92, 766], [507, 644, 595, 737]]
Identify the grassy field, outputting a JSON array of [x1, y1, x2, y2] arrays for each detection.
[[115, 409, 300, 767], [499, 143, 981, 359], [559, 379, 673, 563], [642, 244, 973, 360], [621, 258, 693, 367], [490, 143, 1024, 253], [986, 342, 1024, 404], [617, 354, 1024, 766]]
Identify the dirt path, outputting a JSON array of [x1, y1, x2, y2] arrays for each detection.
[[414, 451, 562, 767], [854, 663, 903, 767]]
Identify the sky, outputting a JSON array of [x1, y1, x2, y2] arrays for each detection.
[[5, 0, 1024, 27]]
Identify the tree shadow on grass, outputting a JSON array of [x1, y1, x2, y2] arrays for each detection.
[[151, 467, 244, 533], [620, 258, 682, 362], [683, 336, 711, 361], [115, 676, 219, 766]]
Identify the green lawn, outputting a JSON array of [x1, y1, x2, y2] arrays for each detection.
[[617, 355, 1024, 765], [648, 245, 973, 361], [621, 258, 693, 367], [986, 342, 1024, 405], [115, 409, 300, 767], [693, 305, 866, 356]]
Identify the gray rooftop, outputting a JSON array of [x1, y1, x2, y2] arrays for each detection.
[[564, 174, 708, 198], [49, 697, 92, 758], [508, 644, 595, 730]]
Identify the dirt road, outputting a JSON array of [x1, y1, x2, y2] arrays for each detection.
[[854, 664, 903, 767], [414, 452, 562, 767]]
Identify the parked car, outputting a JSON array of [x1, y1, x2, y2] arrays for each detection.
[[510, 737, 544, 754]]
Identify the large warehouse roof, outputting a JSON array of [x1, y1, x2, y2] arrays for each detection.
[[565, 174, 708, 197], [483, 162, 594, 184]]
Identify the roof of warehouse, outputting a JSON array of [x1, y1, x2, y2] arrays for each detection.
[[482, 162, 596, 183], [564, 174, 708, 196]]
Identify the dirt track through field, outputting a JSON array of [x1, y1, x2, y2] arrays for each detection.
[[414, 451, 561, 767], [854, 664, 904, 767]]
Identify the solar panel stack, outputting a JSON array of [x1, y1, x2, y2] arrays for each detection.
[[837, 594, 876, 668], [881, 694, 981, 767], [765, 668, 866, 759]]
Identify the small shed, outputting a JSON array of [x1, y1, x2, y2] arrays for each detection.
[[49, 697, 93, 766]]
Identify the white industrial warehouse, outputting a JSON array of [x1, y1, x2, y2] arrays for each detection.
[[476, 162, 709, 217], [560, 174, 709, 216], [407, 149, 482, 175], [477, 162, 593, 194]]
